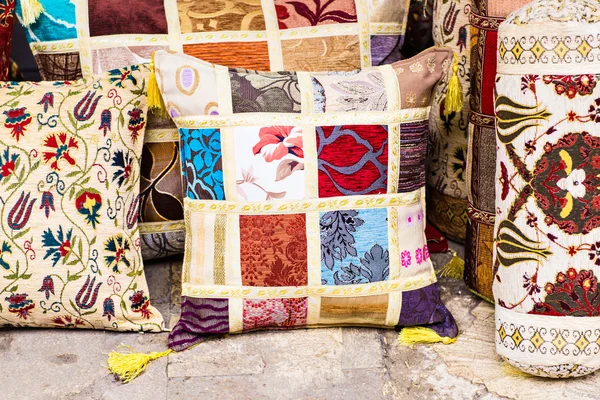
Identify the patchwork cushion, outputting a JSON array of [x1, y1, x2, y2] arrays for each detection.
[[153, 47, 458, 350], [464, 0, 529, 302], [0, 0, 14, 81], [0, 66, 164, 331], [17, 0, 411, 260], [426, 0, 470, 242], [494, 0, 600, 378]]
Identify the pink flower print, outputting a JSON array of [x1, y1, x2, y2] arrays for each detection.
[[406, 214, 415, 227], [252, 126, 303, 162], [423, 245, 430, 261], [401, 250, 412, 268], [415, 248, 423, 265]]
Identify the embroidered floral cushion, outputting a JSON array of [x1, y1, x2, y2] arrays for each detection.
[[16, 0, 412, 261], [426, 0, 470, 242], [152, 47, 458, 350], [464, 0, 530, 302], [0, 66, 164, 331], [494, 0, 600, 378]]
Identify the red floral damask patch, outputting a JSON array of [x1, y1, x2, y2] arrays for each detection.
[[239, 214, 308, 286]]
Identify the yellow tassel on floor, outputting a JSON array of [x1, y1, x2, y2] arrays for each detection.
[[398, 327, 457, 346], [443, 53, 463, 117], [20, 0, 44, 27], [148, 53, 168, 118], [107, 345, 172, 383], [502, 362, 531, 378], [437, 251, 465, 280]]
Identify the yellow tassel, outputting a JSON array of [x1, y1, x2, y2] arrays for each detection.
[[107, 345, 172, 383], [502, 362, 531, 378], [147, 53, 168, 118], [437, 251, 465, 280], [20, 0, 44, 27], [443, 53, 463, 117], [398, 327, 457, 346]]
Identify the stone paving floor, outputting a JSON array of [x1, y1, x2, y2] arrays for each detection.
[[1, 243, 598, 399]]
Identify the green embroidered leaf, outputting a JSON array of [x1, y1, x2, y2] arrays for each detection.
[[127, 270, 137, 277], [496, 220, 553, 267], [78, 238, 83, 256], [20, 273, 32, 280], [120, 299, 127, 311], [118, 112, 125, 128], [8, 285, 18, 292], [78, 121, 95, 131], [13, 227, 30, 241], [6, 182, 19, 191], [3, 272, 18, 280], [67, 271, 81, 282], [89, 237, 96, 246], [68, 112, 78, 131], [80, 176, 90, 186], [31, 160, 40, 172], [495, 95, 552, 144], [66, 170, 81, 178], [67, 260, 79, 266], [69, 186, 76, 200], [69, 299, 79, 313]]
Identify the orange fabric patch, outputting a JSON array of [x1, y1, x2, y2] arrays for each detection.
[[281, 36, 361, 71], [239, 214, 308, 286], [183, 42, 270, 71]]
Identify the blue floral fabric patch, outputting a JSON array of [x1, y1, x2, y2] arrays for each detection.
[[320, 208, 389, 285], [179, 128, 224, 200]]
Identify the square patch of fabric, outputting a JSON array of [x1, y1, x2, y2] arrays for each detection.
[[317, 125, 388, 198], [177, 0, 266, 32], [243, 298, 308, 330], [274, 0, 358, 28], [320, 208, 389, 285], [179, 128, 224, 200], [240, 214, 308, 287], [230, 71, 301, 114], [0, 66, 164, 331], [235, 126, 305, 201], [88, 0, 168, 36]]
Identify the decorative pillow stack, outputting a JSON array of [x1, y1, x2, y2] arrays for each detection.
[[0, 0, 15, 81], [153, 48, 458, 349], [494, 0, 600, 378], [17, 0, 411, 260], [464, 0, 529, 301], [426, 0, 470, 242], [0, 66, 163, 331]]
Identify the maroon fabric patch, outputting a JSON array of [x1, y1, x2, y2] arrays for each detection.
[[317, 125, 388, 198], [88, 0, 168, 37]]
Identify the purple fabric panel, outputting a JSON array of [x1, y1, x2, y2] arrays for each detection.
[[370, 35, 404, 65], [168, 297, 229, 352], [398, 120, 428, 192], [397, 283, 458, 338], [88, 0, 168, 36]]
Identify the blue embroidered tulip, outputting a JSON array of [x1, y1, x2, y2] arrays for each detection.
[[111, 149, 133, 187], [103, 297, 115, 321], [99, 109, 111, 136], [7, 191, 36, 230], [0, 241, 12, 270], [39, 191, 55, 218], [38, 276, 55, 300], [75, 275, 102, 310], [38, 92, 54, 113], [73, 91, 102, 122], [457, 25, 467, 53]]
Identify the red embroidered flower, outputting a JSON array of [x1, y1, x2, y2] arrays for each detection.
[[43, 132, 79, 171], [129, 290, 152, 319], [127, 108, 145, 143], [3, 107, 32, 142], [253, 126, 303, 162]]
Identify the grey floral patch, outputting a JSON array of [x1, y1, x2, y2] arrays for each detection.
[[230, 70, 301, 113], [320, 210, 365, 270], [333, 245, 390, 285]]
